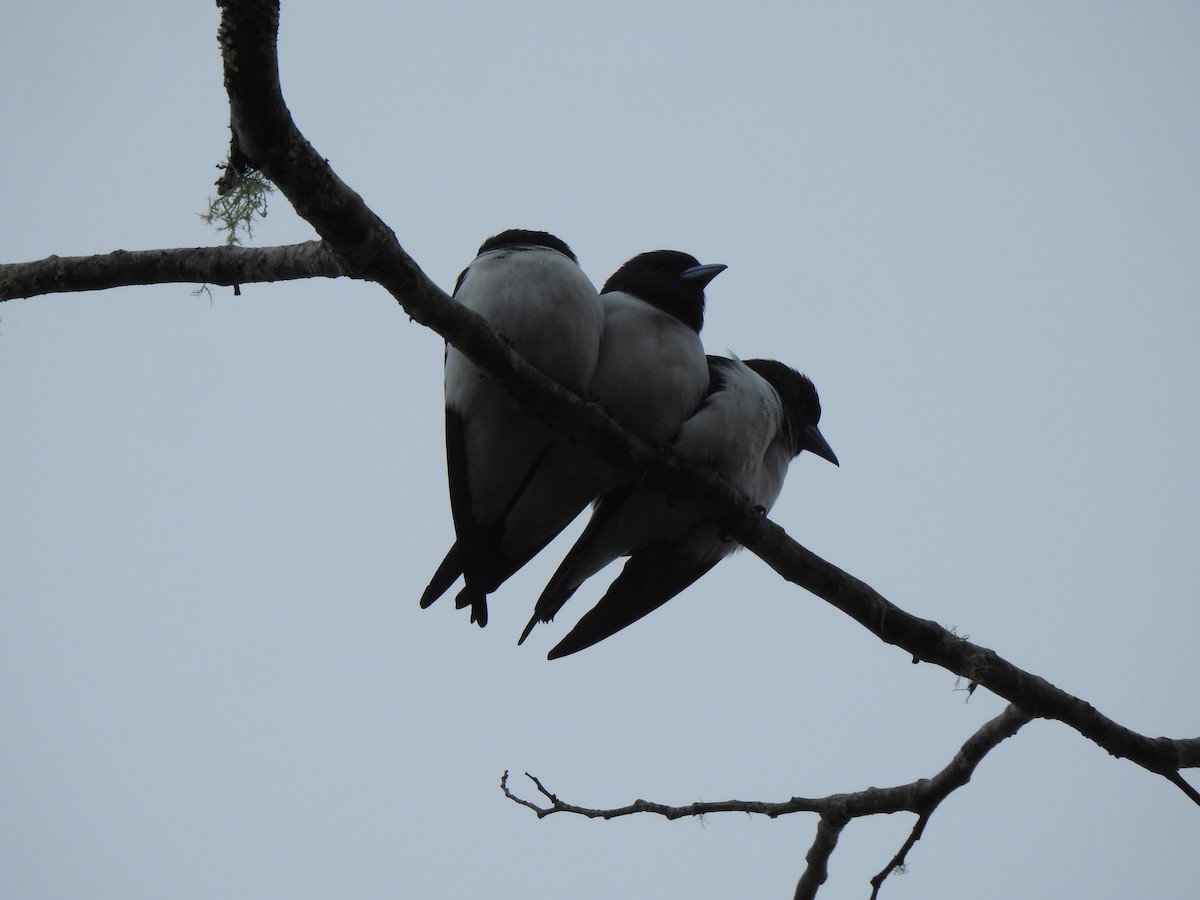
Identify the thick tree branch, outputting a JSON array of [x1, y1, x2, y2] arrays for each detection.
[[503, 705, 1035, 898], [4, 0, 1189, 832], [215, 0, 427, 289], [738, 517, 1200, 789], [207, 0, 1199, 794], [795, 814, 846, 900], [0, 1, 1189, 894], [0, 241, 343, 301]]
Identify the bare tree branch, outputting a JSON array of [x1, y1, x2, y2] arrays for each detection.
[[2, 0, 1193, 893], [207, 0, 1200, 792], [1, 2, 1193, 794], [504, 705, 1034, 898], [4, 0, 1194, 792], [795, 814, 846, 900], [866, 703, 1033, 897], [0, 241, 343, 301]]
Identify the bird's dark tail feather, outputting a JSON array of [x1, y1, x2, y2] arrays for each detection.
[[442, 407, 488, 625], [519, 483, 637, 646], [547, 547, 718, 659], [420, 544, 462, 608], [456, 438, 555, 628], [453, 584, 488, 627]]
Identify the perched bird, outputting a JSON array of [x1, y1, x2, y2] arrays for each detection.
[[420, 229, 604, 626], [521, 355, 838, 658], [590, 250, 725, 440], [421, 246, 726, 625], [468, 250, 725, 593]]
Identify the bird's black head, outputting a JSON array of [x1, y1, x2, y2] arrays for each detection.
[[601, 250, 726, 334], [476, 229, 577, 263], [743, 359, 839, 466], [455, 229, 579, 295]]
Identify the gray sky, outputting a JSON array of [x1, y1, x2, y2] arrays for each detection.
[[3, 2, 1198, 897]]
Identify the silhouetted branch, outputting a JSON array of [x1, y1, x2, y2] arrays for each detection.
[[795, 814, 846, 900], [6, 0, 1196, 791], [866, 703, 1033, 897], [1165, 771, 1200, 807], [2, 0, 1193, 794], [5, 2, 1198, 893], [0, 241, 342, 301], [211, 0, 1199, 791], [505, 705, 1034, 898]]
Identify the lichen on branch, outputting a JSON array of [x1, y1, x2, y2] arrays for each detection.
[[201, 161, 274, 245]]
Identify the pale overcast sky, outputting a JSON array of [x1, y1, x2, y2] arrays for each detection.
[[3, 2, 1198, 898]]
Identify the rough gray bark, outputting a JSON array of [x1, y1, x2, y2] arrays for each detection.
[[1, 242, 341, 299]]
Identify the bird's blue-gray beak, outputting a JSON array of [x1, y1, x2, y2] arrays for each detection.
[[680, 262, 727, 288], [804, 424, 839, 467]]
